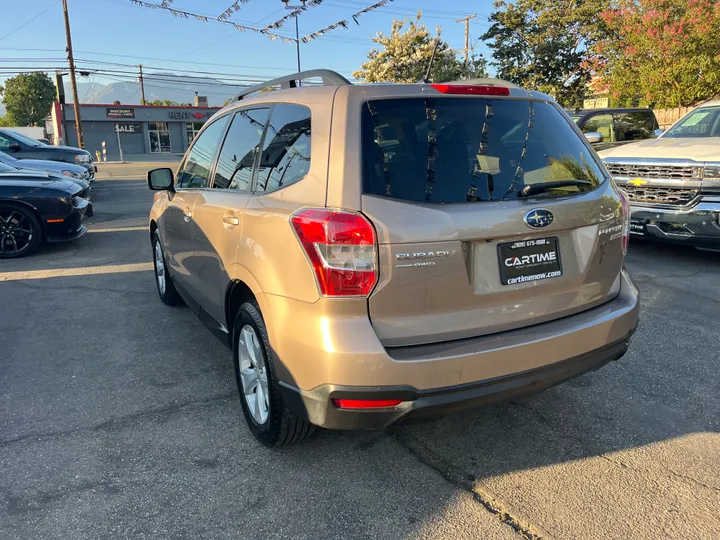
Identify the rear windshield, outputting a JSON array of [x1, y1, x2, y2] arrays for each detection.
[[362, 98, 605, 204]]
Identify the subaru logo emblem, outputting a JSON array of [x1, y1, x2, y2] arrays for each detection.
[[524, 209, 554, 229]]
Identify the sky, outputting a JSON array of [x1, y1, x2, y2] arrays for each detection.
[[1, 0, 495, 101]]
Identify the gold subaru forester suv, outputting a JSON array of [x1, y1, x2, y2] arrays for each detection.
[[148, 70, 640, 447]]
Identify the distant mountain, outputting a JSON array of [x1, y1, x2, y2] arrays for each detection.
[[65, 74, 242, 107]]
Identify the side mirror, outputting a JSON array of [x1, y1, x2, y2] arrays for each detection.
[[147, 168, 174, 190], [7, 142, 21, 152], [653, 128, 664, 138], [584, 132, 604, 144]]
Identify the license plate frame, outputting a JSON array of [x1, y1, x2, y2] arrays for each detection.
[[497, 237, 563, 286]]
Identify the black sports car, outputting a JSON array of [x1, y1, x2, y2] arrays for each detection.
[[0, 162, 90, 259]]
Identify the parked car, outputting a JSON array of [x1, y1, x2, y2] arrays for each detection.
[[147, 70, 639, 446], [569, 108, 659, 151], [599, 100, 720, 250], [0, 128, 97, 178], [0, 150, 93, 183], [0, 162, 90, 258]]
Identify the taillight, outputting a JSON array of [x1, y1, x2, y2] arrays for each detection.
[[430, 83, 510, 96], [619, 189, 630, 256], [291, 208, 378, 297]]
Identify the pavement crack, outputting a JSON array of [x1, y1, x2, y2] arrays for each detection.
[[392, 430, 555, 539], [0, 393, 235, 449], [632, 277, 720, 305]]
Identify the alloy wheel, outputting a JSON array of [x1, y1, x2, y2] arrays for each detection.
[[0, 209, 34, 256], [154, 241, 166, 295], [237, 325, 270, 424]]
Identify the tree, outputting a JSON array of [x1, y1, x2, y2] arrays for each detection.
[[0, 72, 56, 126], [148, 99, 181, 106], [482, 0, 608, 108], [353, 13, 488, 84], [595, 0, 720, 108]]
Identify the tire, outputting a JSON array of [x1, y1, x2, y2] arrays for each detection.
[[0, 203, 42, 259], [233, 301, 314, 447], [152, 231, 182, 306]]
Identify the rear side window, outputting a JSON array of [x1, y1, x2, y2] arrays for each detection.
[[255, 104, 311, 193], [362, 98, 604, 204], [213, 108, 269, 190], [614, 112, 656, 141]]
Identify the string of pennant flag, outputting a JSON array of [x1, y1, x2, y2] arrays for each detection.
[[129, 0, 394, 43]]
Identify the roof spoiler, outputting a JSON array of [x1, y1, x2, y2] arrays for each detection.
[[235, 69, 351, 101]]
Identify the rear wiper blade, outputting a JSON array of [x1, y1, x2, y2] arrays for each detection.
[[517, 180, 593, 198]]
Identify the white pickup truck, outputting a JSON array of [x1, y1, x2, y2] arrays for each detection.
[[599, 100, 720, 250]]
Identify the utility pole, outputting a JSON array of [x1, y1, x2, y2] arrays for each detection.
[[61, 0, 84, 149], [138, 65, 146, 104], [456, 13, 477, 65]]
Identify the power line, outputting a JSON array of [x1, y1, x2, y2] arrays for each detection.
[[0, 1, 61, 42]]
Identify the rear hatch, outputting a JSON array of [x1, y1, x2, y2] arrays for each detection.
[[359, 90, 626, 347]]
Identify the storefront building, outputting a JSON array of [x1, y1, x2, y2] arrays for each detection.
[[52, 103, 223, 161]]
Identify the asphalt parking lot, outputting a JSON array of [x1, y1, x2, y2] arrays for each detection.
[[1, 177, 719, 539]]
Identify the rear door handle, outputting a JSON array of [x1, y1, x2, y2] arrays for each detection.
[[223, 216, 240, 226]]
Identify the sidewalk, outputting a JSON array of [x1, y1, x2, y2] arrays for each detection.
[[95, 160, 181, 180]]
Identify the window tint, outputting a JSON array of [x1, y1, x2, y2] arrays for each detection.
[[213, 108, 269, 190], [581, 114, 615, 142], [614, 112, 656, 141], [255, 104, 311, 193], [176, 116, 229, 189], [362, 98, 604, 204], [0, 135, 12, 150], [663, 107, 720, 138]]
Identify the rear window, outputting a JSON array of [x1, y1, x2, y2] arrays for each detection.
[[362, 98, 605, 204]]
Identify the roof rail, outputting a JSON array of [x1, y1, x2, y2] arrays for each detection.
[[235, 69, 351, 101]]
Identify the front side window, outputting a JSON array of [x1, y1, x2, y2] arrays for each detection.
[[581, 114, 615, 142], [663, 107, 720, 138], [614, 112, 656, 141], [362, 98, 604, 204], [176, 116, 229, 189], [255, 104, 312, 193], [149, 122, 171, 153], [213, 108, 269, 190]]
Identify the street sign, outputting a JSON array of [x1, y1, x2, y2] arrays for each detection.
[[583, 98, 609, 109]]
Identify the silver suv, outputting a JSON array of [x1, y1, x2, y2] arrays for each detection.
[[147, 70, 640, 446]]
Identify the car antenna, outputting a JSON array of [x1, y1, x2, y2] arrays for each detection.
[[420, 39, 441, 83]]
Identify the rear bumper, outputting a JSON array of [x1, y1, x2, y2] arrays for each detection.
[[629, 196, 720, 248], [269, 270, 640, 430], [280, 331, 634, 430]]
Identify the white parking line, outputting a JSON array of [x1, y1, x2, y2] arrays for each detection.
[[0, 263, 154, 281], [87, 226, 147, 233]]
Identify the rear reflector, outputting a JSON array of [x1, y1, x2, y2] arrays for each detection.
[[46, 219, 64, 223], [332, 398, 403, 409], [431, 84, 510, 96]]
